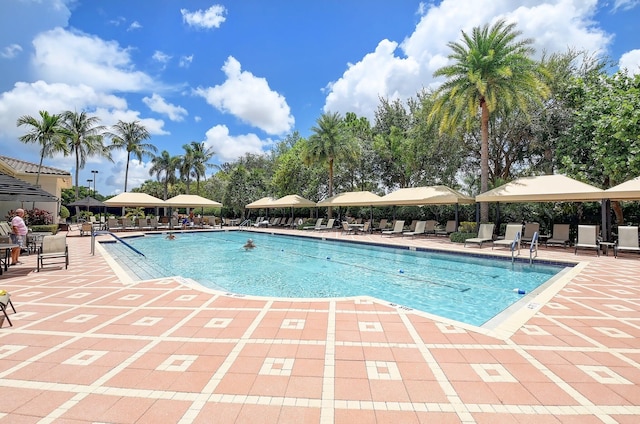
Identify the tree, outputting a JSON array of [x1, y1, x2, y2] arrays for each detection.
[[16, 110, 68, 187], [149, 150, 180, 200], [430, 19, 549, 222], [106, 120, 156, 192], [304, 112, 354, 217], [190, 141, 216, 194], [179, 143, 195, 194], [60, 111, 110, 200]]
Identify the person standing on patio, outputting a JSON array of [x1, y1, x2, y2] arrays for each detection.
[[10, 208, 28, 265]]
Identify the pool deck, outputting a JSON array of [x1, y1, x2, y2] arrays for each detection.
[[1, 226, 639, 423]]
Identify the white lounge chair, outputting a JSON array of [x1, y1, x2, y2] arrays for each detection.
[[303, 218, 324, 230], [435, 220, 457, 236], [318, 218, 335, 231], [382, 220, 405, 237], [492, 223, 523, 253], [402, 220, 426, 238], [546, 224, 570, 248], [574, 225, 599, 256], [464, 223, 495, 248], [615, 226, 640, 258]]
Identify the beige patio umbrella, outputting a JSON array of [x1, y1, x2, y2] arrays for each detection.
[[316, 191, 382, 207], [269, 194, 316, 208], [245, 196, 277, 209], [604, 176, 640, 200], [372, 185, 475, 206], [165, 194, 222, 208], [103, 192, 166, 207], [475, 175, 604, 203]]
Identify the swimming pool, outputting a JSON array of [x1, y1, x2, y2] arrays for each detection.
[[102, 231, 567, 326]]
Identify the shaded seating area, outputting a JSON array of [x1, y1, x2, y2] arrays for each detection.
[[37, 234, 69, 272], [464, 223, 495, 248], [614, 226, 640, 258], [574, 225, 599, 256]]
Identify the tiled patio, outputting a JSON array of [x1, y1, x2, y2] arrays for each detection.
[[1, 228, 639, 423]]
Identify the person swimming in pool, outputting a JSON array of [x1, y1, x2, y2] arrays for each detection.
[[166, 233, 176, 240], [243, 238, 256, 250]]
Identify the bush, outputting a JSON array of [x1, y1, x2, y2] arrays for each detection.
[[458, 221, 477, 233], [449, 232, 478, 243], [59, 205, 70, 221], [5, 208, 54, 225], [30, 224, 58, 234]]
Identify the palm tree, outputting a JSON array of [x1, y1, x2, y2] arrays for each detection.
[[179, 143, 195, 194], [60, 111, 110, 200], [16, 110, 69, 187], [190, 141, 216, 194], [304, 112, 353, 217], [106, 120, 156, 192], [429, 19, 549, 222], [150, 150, 180, 200]]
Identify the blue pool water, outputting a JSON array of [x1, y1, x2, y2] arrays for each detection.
[[102, 231, 567, 326]]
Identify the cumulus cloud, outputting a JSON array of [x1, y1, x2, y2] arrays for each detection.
[[152, 50, 171, 64], [179, 55, 194, 68], [142, 93, 188, 121], [619, 49, 640, 75], [613, 0, 640, 11], [1, 43, 23, 59], [324, 0, 613, 121], [181, 5, 226, 29], [195, 56, 294, 135], [202, 124, 270, 162], [105, 153, 155, 194], [32, 27, 154, 92], [128, 21, 142, 31]]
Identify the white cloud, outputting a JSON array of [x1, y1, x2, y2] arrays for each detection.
[[619, 49, 640, 75], [105, 153, 155, 195], [181, 5, 226, 29], [179, 55, 194, 68], [613, 0, 640, 11], [128, 21, 142, 31], [195, 56, 294, 135], [324, 0, 613, 121], [152, 50, 171, 64], [142, 93, 188, 122], [32, 27, 154, 92], [202, 124, 270, 162], [1, 43, 23, 59]]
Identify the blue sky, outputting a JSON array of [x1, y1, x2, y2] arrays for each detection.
[[1, 0, 639, 196]]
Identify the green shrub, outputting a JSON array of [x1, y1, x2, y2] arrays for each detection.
[[458, 221, 477, 233], [59, 205, 70, 220], [449, 232, 477, 243], [30, 224, 58, 235]]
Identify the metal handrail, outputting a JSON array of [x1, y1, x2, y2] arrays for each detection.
[[529, 231, 539, 264], [91, 230, 145, 257], [238, 219, 252, 231], [510, 231, 521, 262]]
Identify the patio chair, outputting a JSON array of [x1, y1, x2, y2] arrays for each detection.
[[341, 221, 355, 235], [107, 218, 123, 232], [80, 222, 93, 237], [372, 219, 388, 232], [464, 223, 495, 248], [402, 220, 426, 238], [492, 223, 523, 253], [0, 290, 16, 328], [520, 222, 540, 245], [424, 220, 438, 236], [435, 220, 457, 237], [382, 220, 405, 237], [318, 218, 335, 231], [303, 218, 324, 230], [37, 234, 69, 272], [355, 221, 370, 235], [574, 225, 599, 256], [546, 224, 570, 248], [614, 226, 640, 258]]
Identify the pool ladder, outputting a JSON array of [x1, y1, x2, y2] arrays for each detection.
[[510, 231, 521, 263], [238, 219, 252, 231], [529, 232, 539, 264]]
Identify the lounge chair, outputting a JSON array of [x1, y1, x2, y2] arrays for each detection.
[[435, 220, 457, 236], [303, 218, 324, 230], [614, 226, 640, 258], [37, 234, 69, 272], [546, 224, 570, 248], [355, 221, 370, 235], [574, 225, 599, 256], [318, 218, 335, 231], [382, 220, 405, 237], [121, 217, 135, 231], [464, 223, 495, 248], [424, 220, 438, 236], [492, 223, 523, 253], [521, 222, 540, 245], [107, 218, 122, 232], [402, 220, 426, 238], [373, 219, 388, 232]]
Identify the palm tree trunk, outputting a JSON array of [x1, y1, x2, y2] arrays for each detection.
[[328, 159, 334, 219], [480, 101, 490, 223], [75, 145, 81, 201]]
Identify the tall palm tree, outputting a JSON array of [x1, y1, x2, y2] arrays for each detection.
[[304, 112, 353, 217], [150, 150, 180, 200], [190, 141, 216, 194], [179, 143, 195, 194], [60, 111, 110, 200], [106, 120, 156, 192], [16, 110, 69, 187], [429, 19, 549, 222]]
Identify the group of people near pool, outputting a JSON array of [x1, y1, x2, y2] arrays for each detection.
[[165, 231, 255, 251]]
